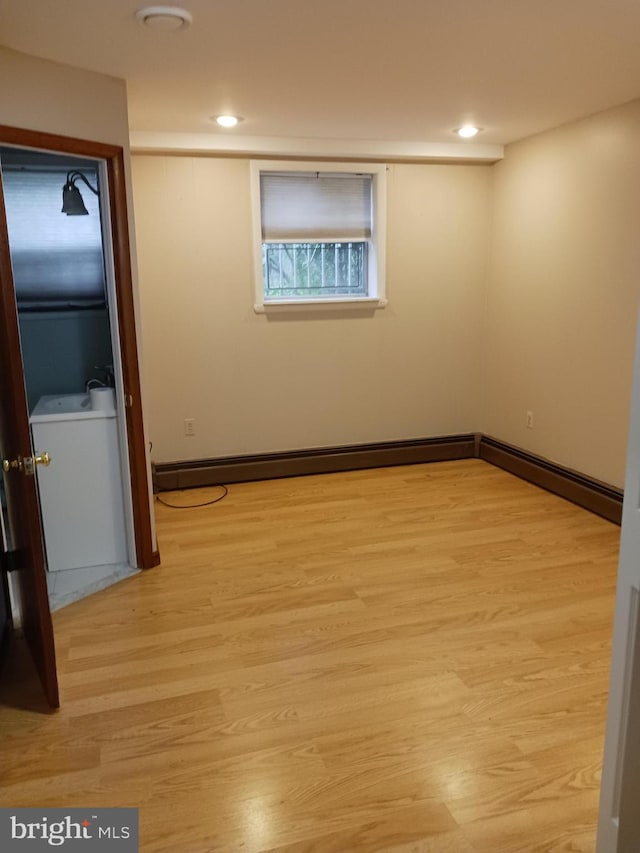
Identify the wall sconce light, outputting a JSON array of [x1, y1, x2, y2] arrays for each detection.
[[61, 171, 99, 216]]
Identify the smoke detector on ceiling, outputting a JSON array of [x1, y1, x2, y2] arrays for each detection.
[[136, 6, 193, 30]]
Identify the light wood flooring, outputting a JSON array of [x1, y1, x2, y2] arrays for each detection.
[[0, 459, 621, 851]]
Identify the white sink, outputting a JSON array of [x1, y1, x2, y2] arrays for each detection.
[[38, 393, 90, 413], [30, 393, 113, 422]]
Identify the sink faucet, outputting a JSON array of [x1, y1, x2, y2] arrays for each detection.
[[86, 377, 105, 391], [90, 364, 115, 389]]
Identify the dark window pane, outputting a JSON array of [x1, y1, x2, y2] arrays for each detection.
[[263, 242, 367, 299]]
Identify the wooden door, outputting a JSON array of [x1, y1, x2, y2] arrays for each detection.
[[0, 171, 59, 708], [0, 554, 10, 665]]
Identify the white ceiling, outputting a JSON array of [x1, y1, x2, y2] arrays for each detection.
[[2, 0, 640, 150]]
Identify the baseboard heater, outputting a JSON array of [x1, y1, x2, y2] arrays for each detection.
[[153, 434, 476, 490], [153, 432, 623, 524], [477, 435, 623, 524]]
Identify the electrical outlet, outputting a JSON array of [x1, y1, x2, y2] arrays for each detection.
[[184, 418, 196, 436], [526, 411, 534, 429]]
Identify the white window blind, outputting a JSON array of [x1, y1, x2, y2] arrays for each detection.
[[2, 169, 106, 309], [260, 172, 372, 241]]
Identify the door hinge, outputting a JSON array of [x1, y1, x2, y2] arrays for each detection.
[[0, 550, 19, 574]]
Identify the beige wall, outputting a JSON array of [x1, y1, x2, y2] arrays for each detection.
[[482, 99, 640, 488], [132, 157, 491, 462], [0, 47, 129, 145], [132, 101, 640, 486]]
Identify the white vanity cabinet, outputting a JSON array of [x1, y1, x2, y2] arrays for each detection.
[[30, 394, 127, 572]]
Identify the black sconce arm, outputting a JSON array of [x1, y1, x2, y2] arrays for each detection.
[[65, 170, 99, 195]]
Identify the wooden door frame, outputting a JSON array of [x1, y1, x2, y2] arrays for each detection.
[[0, 124, 158, 570]]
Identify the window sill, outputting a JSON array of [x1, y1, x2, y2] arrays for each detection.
[[254, 297, 387, 314]]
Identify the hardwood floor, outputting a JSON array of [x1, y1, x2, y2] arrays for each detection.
[[0, 460, 621, 851]]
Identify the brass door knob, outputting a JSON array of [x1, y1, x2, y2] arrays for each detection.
[[2, 453, 51, 473]]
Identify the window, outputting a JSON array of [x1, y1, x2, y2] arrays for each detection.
[[1, 165, 106, 311], [251, 161, 386, 311]]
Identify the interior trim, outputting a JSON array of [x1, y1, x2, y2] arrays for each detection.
[[478, 435, 623, 523], [154, 435, 478, 490], [130, 132, 504, 163], [107, 148, 157, 569]]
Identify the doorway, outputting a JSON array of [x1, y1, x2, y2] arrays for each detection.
[[0, 146, 138, 609], [0, 123, 157, 708]]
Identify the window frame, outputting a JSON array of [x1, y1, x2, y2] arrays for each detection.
[[250, 160, 387, 313]]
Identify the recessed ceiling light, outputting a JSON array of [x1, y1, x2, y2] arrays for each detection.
[[135, 6, 193, 30], [214, 115, 242, 128], [456, 125, 481, 139]]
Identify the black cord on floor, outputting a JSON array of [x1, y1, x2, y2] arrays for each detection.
[[155, 485, 228, 509]]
